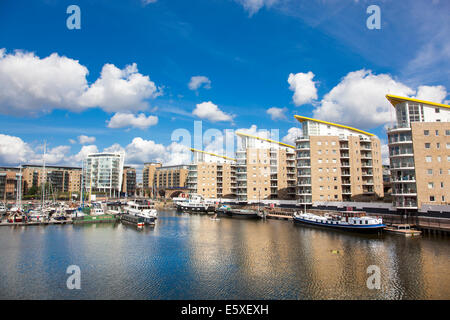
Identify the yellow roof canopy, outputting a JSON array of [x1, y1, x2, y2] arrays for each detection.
[[190, 148, 236, 161], [294, 115, 374, 137], [235, 132, 295, 149], [386, 94, 450, 109]]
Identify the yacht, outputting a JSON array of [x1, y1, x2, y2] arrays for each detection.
[[124, 200, 157, 225], [28, 207, 49, 222], [90, 202, 105, 215], [0, 202, 7, 215], [293, 211, 385, 233], [217, 205, 261, 219], [176, 194, 214, 213]]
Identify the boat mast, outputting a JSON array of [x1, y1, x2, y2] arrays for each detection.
[[42, 141, 46, 209], [18, 165, 22, 211], [80, 160, 84, 208]]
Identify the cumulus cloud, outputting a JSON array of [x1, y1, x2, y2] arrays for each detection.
[[414, 85, 447, 103], [78, 135, 96, 144], [236, 0, 279, 16], [188, 76, 211, 91], [267, 107, 287, 120], [79, 63, 159, 113], [381, 142, 390, 165], [192, 101, 234, 122], [118, 137, 190, 166], [288, 72, 318, 106], [282, 127, 302, 145], [107, 112, 158, 129], [313, 70, 415, 129], [0, 49, 160, 116], [0, 134, 34, 164], [73, 145, 99, 163]]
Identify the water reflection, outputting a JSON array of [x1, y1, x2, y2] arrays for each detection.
[[0, 210, 448, 299]]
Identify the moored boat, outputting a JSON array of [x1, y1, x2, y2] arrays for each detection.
[[384, 224, 421, 237], [293, 211, 385, 233], [124, 199, 157, 225], [177, 194, 214, 213], [216, 205, 261, 219]]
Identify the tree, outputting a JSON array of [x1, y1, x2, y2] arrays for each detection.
[[158, 189, 166, 198]]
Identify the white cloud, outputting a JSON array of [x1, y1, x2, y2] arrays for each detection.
[[69, 139, 77, 144], [381, 142, 390, 165], [0, 49, 160, 116], [188, 76, 211, 91], [266, 107, 287, 120], [73, 145, 99, 163], [142, 0, 157, 5], [119, 137, 190, 166], [79, 63, 159, 113], [192, 101, 234, 122], [288, 72, 318, 106], [282, 127, 302, 145], [78, 135, 96, 144], [0, 134, 34, 164], [236, 0, 279, 16], [414, 85, 447, 103], [107, 112, 158, 129], [0, 49, 89, 116], [313, 70, 415, 129]]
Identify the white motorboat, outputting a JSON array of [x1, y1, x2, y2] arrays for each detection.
[[176, 194, 214, 213], [124, 200, 157, 225]]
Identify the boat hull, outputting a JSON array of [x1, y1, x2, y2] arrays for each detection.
[[217, 209, 260, 219], [293, 216, 385, 233], [177, 204, 213, 213]]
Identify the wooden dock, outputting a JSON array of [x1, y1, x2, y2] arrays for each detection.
[[0, 220, 73, 227]]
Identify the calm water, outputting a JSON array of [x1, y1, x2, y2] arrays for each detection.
[[0, 210, 449, 300]]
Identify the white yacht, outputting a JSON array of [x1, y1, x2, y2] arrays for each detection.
[[90, 202, 105, 215], [176, 194, 214, 213], [28, 208, 49, 222], [0, 202, 7, 215], [124, 200, 157, 225]]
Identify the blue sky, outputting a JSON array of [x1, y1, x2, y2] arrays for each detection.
[[0, 0, 448, 169]]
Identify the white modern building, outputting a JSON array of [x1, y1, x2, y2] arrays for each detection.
[[83, 152, 125, 198]]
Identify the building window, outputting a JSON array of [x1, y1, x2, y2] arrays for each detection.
[[427, 169, 433, 175], [435, 108, 440, 113], [428, 182, 434, 189], [436, 130, 439, 136], [446, 130, 450, 136], [430, 196, 435, 202], [425, 143, 431, 149], [424, 130, 429, 135], [426, 156, 432, 163]]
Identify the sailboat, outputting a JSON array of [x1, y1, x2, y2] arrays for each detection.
[[28, 142, 49, 222], [7, 166, 24, 222]]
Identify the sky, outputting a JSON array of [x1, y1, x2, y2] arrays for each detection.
[[0, 0, 449, 175]]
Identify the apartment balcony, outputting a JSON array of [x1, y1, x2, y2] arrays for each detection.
[[390, 161, 415, 170], [341, 162, 350, 167], [394, 197, 418, 209], [392, 188, 417, 196], [340, 153, 350, 158], [386, 125, 412, 133]]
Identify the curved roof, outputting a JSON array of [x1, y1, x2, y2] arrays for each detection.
[[235, 132, 295, 149], [190, 148, 236, 161], [294, 115, 374, 137], [386, 94, 450, 109]]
